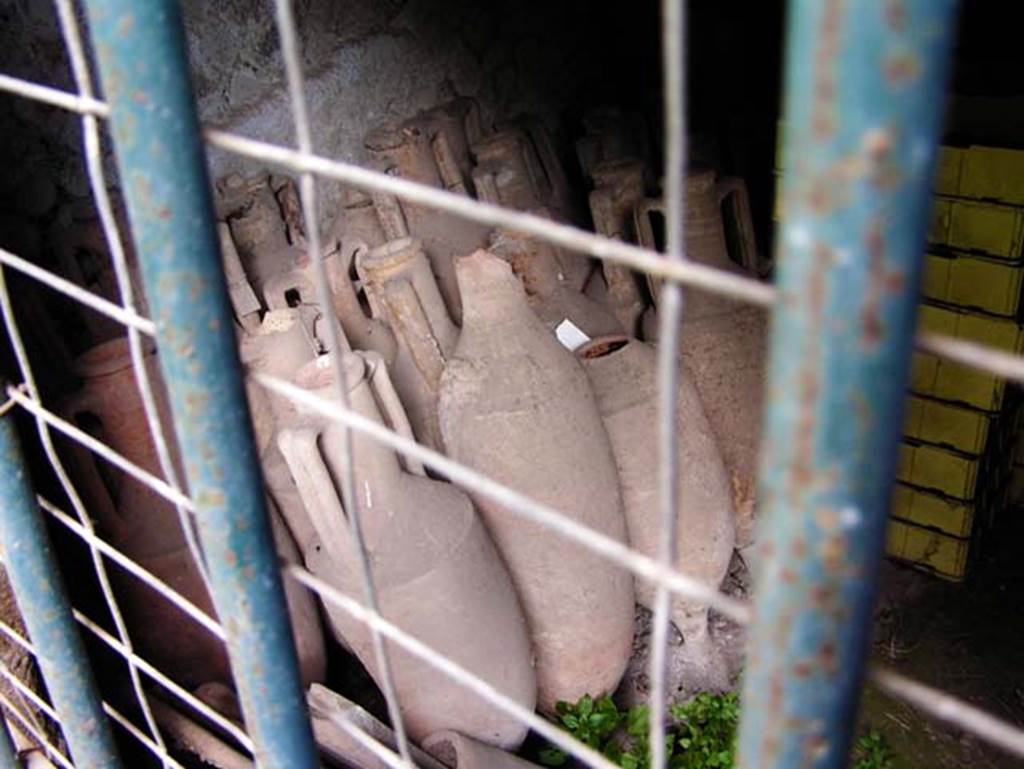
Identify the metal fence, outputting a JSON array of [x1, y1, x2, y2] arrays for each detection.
[[0, 0, 1021, 767]]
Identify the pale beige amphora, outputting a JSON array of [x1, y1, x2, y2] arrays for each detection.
[[576, 335, 735, 689], [277, 351, 536, 748], [438, 250, 634, 712]]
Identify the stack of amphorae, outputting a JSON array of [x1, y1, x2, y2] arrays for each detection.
[[57, 99, 770, 767]]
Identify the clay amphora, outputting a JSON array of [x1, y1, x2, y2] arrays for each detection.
[[425, 731, 542, 769], [470, 128, 553, 212], [327, 188, 388, 250], [224, 176, 295, 299], [357, 237, 458, 450], [438, 250, 634, 712], [635, 172, 765, 549], [589, 158, 649, 337], [60, 337, 326, 689], [240, 307, 322, 456], [259, 239, 397, 363], [576, 335, 735, 688], [277, 352, 536, 748], [365, 122, 490, 323], [489, 213, 620, 340], [414, 98, 481, 196], [309, 684, 446, 769]]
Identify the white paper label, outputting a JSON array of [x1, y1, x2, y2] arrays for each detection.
[[555, 319, 590, 351]]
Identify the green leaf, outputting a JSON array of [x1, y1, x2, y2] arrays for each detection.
[[539, 748, 568, 766]]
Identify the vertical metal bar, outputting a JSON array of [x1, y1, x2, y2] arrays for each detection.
[[737, 3, 959, 769], [0, 405, 123, 769], [649, 0, 688, 767], [79, 2, 318, 767]]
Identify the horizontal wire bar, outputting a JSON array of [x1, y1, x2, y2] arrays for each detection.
[[253, 371, 751, 623], [102, 702, 187, 769], [0, 72, 108, 116], [0, 663, 57, 725], [205, 128, 778, 308], [71, 610, 253, 753], [287, 565, 621, 769], [917, 332, 1024, 385], [8, 389, 193, 511], [0, 690, 72, 769], [0, 248, 155, 336], [871, 667, 1024, 760], [37, 496, 224, 641]]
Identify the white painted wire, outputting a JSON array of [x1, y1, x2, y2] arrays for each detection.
[[0, 72, 108, 116], [253, 369, 751, 622], [9, 388, 194, 511], [0, 663, 58, 725], [0, 619, 52, 750], [871, 668, 1024, 760], [37, 495, 223, 641], [204, 128, 778, 308], [0, 262, 176, 767], [70, 610, 253, 754], [0, 689, 73, 769], [288, 565, 621, 769], [270, 2, 415, 767], [0, 35, 1022, 767], [102, 701, 189, 769], [649, 0, 689, 765], [0, 248, 155, 336], [51, 0, 211, 600]]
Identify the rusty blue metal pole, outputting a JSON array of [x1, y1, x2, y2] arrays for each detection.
[[79, 2, 318, 766], [737, 2, 959, 769], [0, 406, 123, 768]]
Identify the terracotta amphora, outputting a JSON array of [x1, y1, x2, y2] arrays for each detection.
[[425, 731, 543, 769], [60, 337, 326, 689], [277, 351, 536, 748], [357, 237, 458, 451], [589, 158, 649, 336], [438, 250, 634, 712], [470, 128, 553, 213], [576, 335, 735, 689], [259, 239, 397, 363], [488, 213, 620, 340], [365, 121, 490, 323], [413, 98, 481, 196], [635, 171, 766, 549]]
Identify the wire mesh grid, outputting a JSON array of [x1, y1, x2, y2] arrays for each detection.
[[0, 0, 1019, 767]]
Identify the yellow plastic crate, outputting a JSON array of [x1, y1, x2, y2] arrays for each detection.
[[909, 304, 1024, 410], [922, 250, 1024, 317], [902, 394, 991, 455], [960, 146, 1024, 206], [886, 519, 969, 581], [933, 146, 965, 197], [897, 441, 980, 500], [890, 482, 974, 538], [929, 195, 1024, 260]]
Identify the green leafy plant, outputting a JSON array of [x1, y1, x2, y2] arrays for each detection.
[[540, 693, 894, 769], [669, 692, 740, 769], [539, 692, 738, 769], [851, 730, 895, 769]]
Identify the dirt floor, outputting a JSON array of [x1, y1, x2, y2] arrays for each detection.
[[863, 549, 1024, 769], [616, 539, 1024, 769]]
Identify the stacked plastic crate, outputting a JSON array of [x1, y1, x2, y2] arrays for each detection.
[[888, 145, 1024, 580]]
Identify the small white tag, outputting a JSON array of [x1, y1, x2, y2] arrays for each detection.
[[555, 319, 590, 351]]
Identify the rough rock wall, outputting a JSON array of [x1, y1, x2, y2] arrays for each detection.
[[0, 0, 622, 224]]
